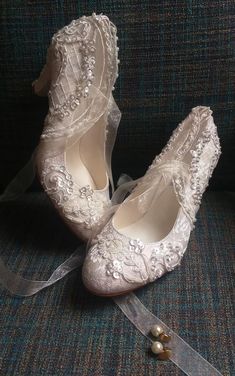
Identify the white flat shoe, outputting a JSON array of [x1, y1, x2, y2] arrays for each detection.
[[34, 14, 120, 241], [82, 106, 221, 296]]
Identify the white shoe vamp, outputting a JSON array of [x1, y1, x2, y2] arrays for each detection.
[[62, 187, 111, 230], [40, 156, 111, 231], [85, 214, 191, 293]]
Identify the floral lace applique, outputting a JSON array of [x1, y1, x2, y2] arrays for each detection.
[[88, 220, 188, 285], [41, 164, 109, 230], [41, 165, 74, 205]]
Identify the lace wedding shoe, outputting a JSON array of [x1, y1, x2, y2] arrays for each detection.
[[82, 106, 221, 296], [34, 14, 120, 241]]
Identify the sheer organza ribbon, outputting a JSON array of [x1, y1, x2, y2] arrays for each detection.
[[0, 131, 223, 376], [115, 294, 223, 376], [0, 152, 86, 295]]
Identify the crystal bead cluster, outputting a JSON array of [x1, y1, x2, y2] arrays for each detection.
[[79, 185, 94, 200]]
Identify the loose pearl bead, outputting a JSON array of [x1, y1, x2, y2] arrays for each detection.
[[151, 325, 164, 337], [151, 341, 164, 355]]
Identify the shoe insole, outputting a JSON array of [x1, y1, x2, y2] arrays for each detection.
[[65, 115, 108, 190], [64, 23, 111, 191], [116, 185, 180, 243]]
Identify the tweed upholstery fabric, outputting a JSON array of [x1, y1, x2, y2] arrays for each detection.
[[0, 0, 234, 191], [0, 192, 234, 375]]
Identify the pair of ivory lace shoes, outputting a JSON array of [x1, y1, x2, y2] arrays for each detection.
[[33, 14, 221, 297]]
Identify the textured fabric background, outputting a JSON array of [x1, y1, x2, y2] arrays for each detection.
[[0, 0, 234, 191], [0, 192, 234, 375], [0, 1, 234, 376]]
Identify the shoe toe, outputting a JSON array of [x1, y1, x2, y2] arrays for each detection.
[[82, 258, 109, 295], [82, 256, 129, 296], [81, 220, 152, 296]]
